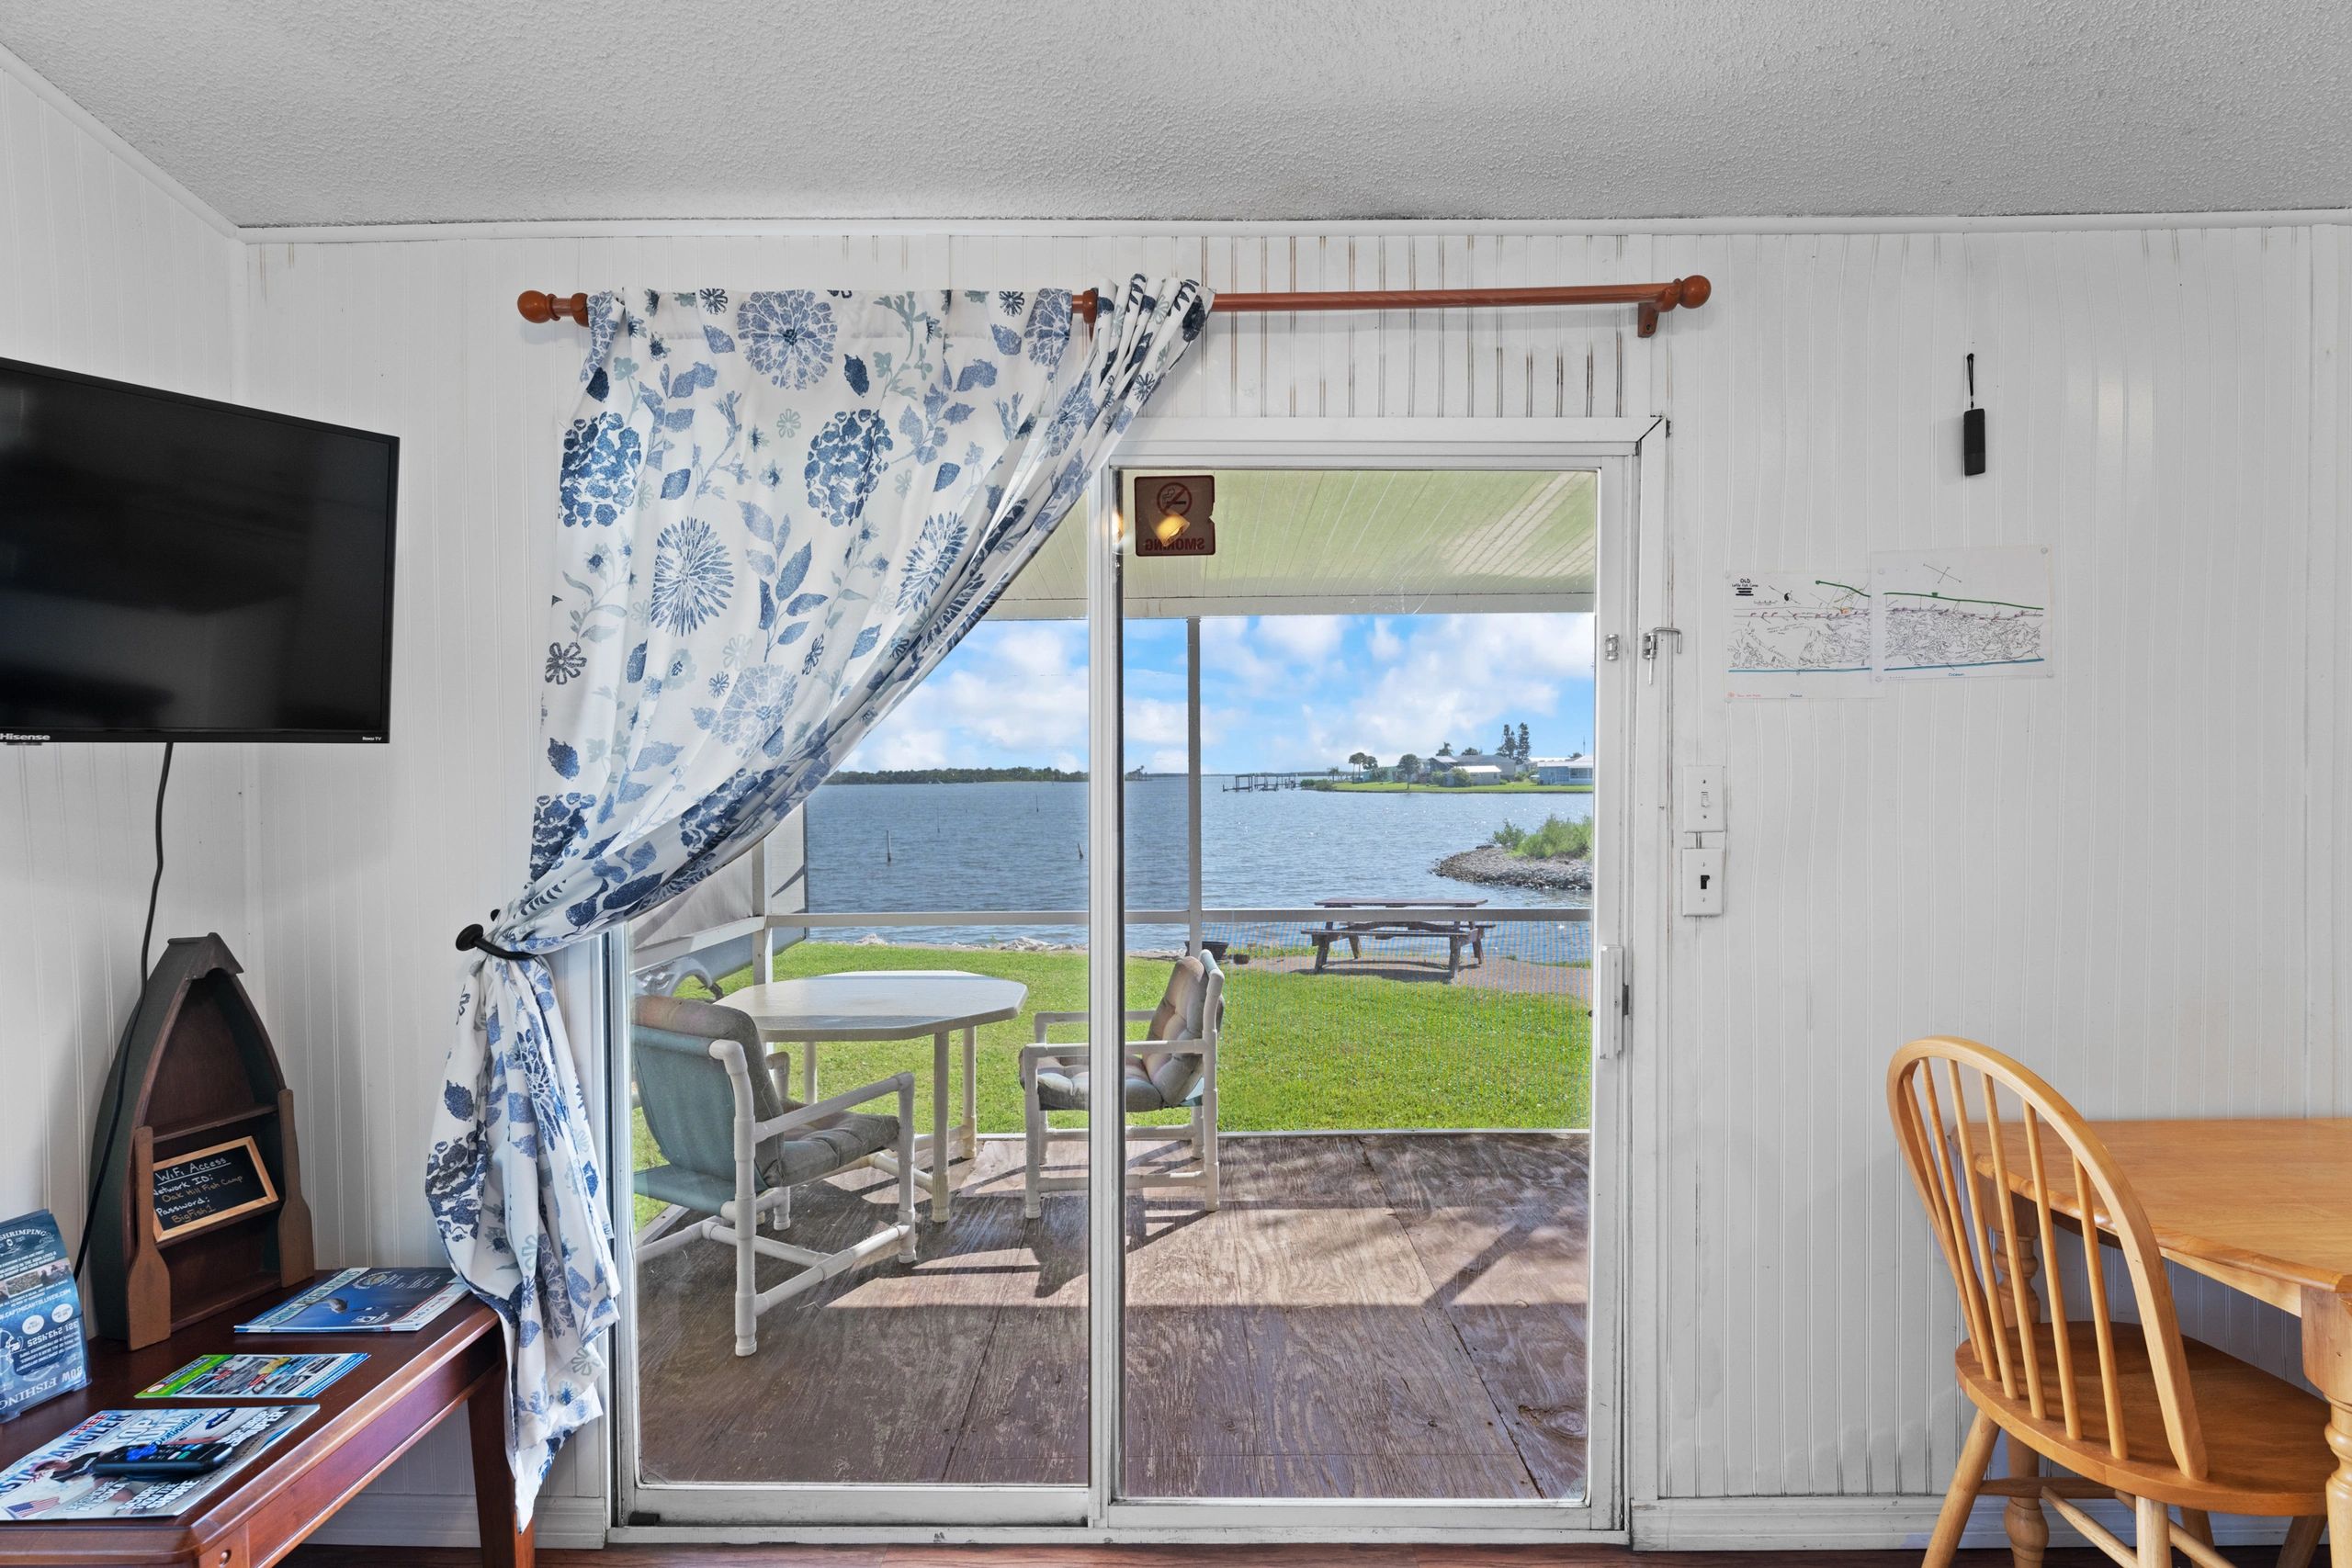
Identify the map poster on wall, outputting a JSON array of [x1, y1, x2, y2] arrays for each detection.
[[1724, 570, 1876, 700], [1870, 547, 2052, 681]]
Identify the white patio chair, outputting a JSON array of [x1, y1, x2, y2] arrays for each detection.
[[1021, 951, 1224, 1216], [630, 994, 918, 1357]]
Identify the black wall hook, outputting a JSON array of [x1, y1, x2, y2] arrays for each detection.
[[456, 922, 537, 964], [1962, 353, 1987, 477]]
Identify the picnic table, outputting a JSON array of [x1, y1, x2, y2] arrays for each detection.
[[1306, 897, 1493, 977]]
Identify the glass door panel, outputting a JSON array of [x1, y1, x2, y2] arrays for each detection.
[[616, 519, 1097, 1519], [1114, 468, 1600, 1504]]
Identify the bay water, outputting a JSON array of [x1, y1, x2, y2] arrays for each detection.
[[804, 777, 1594, 949]]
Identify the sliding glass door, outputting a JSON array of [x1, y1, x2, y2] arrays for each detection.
[[609, 423, 1647, 1539]]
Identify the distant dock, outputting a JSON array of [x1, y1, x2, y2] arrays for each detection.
[[1225, 771, 1331, 792]]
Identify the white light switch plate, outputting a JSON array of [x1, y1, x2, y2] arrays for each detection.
[[1681, 765, 1724, 832], [1680, 845, 1724, 916]]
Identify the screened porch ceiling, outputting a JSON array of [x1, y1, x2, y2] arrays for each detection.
[[989, 468, 1598, 620]]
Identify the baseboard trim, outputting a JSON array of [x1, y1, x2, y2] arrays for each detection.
[[297, 1486, 2302, 1552], [300, 1491, 606, 1551], [1633, 1494, 2290, 1551]]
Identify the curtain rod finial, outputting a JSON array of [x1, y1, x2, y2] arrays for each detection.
[[517, 290, 590, 325], [1655, 276, 1712, 311]]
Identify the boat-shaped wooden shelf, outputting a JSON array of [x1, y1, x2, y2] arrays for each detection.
[[86, 933, 314, 1347]]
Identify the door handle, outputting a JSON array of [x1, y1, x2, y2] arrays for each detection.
[[1593, 943, 1629, 1059]]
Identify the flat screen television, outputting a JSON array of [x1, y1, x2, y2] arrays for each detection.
[[0, 356, 398, 743]]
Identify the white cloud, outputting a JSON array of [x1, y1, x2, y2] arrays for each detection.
[[992, 622, 1082, 678], [842, 622, 1087, 768], [1177, 613, 1593, 773], [853, 716, 952, 771], [1256, 614, 1347, 662], [842, 612, 1589, 775], [940, 664, 1085, 751], [1127, 697, 1189, 748], [1199, 616, 1291, 688], [1338, 614, 1592, 760]]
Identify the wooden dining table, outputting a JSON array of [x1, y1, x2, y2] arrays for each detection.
[[1983, 1117, 2352, 1564]]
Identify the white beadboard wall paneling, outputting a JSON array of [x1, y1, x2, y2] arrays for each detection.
[[1645, 222, 2338, 1510], [217, 221, 2351, 1541], [239, 236, 602, 1509], [2322, 221, 2352, 1121], [2320, 220, 2352, 1123], [0, 57, 246, 1238]]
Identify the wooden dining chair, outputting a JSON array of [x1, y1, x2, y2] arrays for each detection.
[[1887, 1037, 2332, 1568]]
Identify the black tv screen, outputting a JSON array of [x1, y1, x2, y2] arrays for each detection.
[[0, 357, 397, 742]]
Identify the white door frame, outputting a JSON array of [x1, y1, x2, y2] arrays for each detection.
[[606, 415, 1673, 1544]]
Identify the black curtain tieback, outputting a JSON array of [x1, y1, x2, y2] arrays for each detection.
[[456, 920, 537, 964]]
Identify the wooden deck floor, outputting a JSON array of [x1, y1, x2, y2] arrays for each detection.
[[632, 1132, 1589, 1499]]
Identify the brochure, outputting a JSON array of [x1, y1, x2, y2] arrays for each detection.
[[0, 1210, 88, 1421], [236, 1267, 468, 1334], [0, 1404, 311, 1522], [138, 1352, 366, 1401]]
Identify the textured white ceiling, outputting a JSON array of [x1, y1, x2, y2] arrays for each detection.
[[4, 0, 2347, 229]]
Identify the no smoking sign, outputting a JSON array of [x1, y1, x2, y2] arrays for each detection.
[[1134, 474, 1217, 557]]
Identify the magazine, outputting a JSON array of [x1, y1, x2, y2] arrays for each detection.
[[0, 1405, 311, 1522], [138, 1352, 366, 1401], [0, 1210, 88, 1421], [236, 1268, 467, 1334]]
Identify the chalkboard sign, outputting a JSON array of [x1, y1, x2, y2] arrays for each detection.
[[151, 1136, 278, 1242]]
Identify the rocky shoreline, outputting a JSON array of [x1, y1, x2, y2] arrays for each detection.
[[1433, 844, 1594, 894]]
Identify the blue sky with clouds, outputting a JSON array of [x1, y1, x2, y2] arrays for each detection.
[[843, 613, 1595, 774]]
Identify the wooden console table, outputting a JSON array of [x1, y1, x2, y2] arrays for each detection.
[[0, 1273, 526, 1567]]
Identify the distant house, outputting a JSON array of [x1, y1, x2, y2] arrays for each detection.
[[1450, 750, 1523, 778], [1532, 754, 1595, 785], [1453, 763, 1504, 783]]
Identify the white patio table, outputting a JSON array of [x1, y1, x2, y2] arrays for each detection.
[[724, 971, 1025, 1223]]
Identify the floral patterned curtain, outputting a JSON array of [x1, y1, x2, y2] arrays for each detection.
[[427, 276, 1209, 1520]]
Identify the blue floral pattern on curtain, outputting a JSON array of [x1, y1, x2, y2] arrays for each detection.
[[426, 276, 1209, 1519]]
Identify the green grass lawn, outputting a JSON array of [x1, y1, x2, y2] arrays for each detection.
[[628, 942, 1589, 1225], [1310, 780, 1595, 794]]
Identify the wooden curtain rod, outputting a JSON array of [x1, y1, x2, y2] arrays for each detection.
[[516, 276, 1711, 338]]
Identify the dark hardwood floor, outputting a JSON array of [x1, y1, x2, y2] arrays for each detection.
[[631, 1132, 1588, 1498], [286, 1544, 2272, 1566]]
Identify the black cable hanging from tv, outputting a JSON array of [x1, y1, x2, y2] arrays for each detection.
[[74, 741, 173, 1280]]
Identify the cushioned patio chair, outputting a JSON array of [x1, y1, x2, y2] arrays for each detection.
[[1020, 951, 1224, 1217], [631, 994, 918, 1356]]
